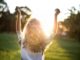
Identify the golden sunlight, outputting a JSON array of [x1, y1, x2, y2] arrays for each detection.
[[31, 13, 54, 38], [5, 0, 80, 38]]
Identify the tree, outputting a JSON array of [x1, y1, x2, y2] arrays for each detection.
[[0, 0, 10, 32], [0, 0, 32, 33], [63, 7, 80, 40]]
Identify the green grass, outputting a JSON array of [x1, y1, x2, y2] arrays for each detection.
[[0, 33, 80, 60], [45, 37, 80, 60], [0, 33, 21, 60]]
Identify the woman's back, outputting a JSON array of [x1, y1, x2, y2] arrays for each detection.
[[24, 18, 48, 52]]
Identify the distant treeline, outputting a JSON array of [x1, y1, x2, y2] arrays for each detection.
[[0, 11, 16, 33], [61, 7, 80, 40], [0, 0, 31, 33]]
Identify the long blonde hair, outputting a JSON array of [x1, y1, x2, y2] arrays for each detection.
[[24, 18, 47, 52]]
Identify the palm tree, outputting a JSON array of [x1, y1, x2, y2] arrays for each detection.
[[54, 8, 60, 35], [0, 0, 9, 17], [0, 0, 9, 12]]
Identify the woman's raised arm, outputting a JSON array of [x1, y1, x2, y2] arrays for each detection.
[[16, 8, 22, 33]]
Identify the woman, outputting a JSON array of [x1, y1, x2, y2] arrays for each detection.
[[16, 7, 48, 60]]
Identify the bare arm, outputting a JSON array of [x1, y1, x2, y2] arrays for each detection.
[[16, 8, 24, 44], [16, 8, 22, 33]]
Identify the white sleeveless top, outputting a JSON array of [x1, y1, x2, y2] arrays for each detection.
[[21, 48, 42, 60], [17, 31, 44, 60]]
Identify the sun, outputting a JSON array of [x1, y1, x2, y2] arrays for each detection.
[[31, 13, 54, 38]]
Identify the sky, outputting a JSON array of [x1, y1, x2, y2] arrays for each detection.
[[4, 0, 80, 37]]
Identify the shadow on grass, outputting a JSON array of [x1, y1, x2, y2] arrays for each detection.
[[45, 36, 80, 60], [0, 33, 21, 60], [56, 37, 80, 60]]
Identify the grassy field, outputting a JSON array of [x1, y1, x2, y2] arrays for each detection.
[[0, 33, 80, 60], [0, 33, 20, 60], [45, 37, 80, 60]]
